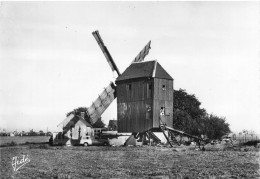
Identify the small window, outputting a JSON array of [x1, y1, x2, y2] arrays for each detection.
[[127, 84, 132, 90], [147, 83, 152, 99], [162, 85, 166, 91]]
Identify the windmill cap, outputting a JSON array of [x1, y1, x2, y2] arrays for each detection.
[[116, 60, 173, 82]]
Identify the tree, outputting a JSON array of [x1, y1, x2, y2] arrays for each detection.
[[66, 107, 88, 117], [173, 89, 206, 136], [39, 130, 45, 136], [29, 129, 36, 136], [173, 88, 230, 139], [92, 117, 106, 128], [174, 89, 206, 119], [203, 114, 230, 139]]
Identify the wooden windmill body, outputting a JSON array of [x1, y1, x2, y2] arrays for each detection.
[[116, 61, 173, 133]]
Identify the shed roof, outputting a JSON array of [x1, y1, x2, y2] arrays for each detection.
[[116, 60, 173, 82], [78, 116, 93, 127], [58, 114, 92, 129]]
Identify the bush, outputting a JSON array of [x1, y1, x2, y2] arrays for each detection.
[[243, 140, 259, 146], [29, 143, 49, 149], [9, 141, 17, 146], [39, 144, 49, 149], [0, 141, 17, 147]]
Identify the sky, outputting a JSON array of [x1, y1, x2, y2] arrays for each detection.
[[0, 2, 259, 134]]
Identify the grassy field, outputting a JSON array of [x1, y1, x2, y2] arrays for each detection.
[[0, 136, 50, 146], [1, 144, 259, 179]]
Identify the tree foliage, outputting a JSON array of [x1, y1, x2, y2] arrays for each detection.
[[108, 120, 118, 131], [66, 107, 88, 117], [92, 117, 106, 128], [173, 89, 230, 139]]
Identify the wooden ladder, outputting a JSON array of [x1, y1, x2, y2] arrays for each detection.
[[159, 123, 180, 147], [146, 131, 161, 144]]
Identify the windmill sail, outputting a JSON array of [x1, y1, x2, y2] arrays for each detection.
[[132, 41, 151, 63], [57, 113, 75, 129], [92, 30, 121, 76], [87, 82, 117, 125], [59, 82, 116, 129]]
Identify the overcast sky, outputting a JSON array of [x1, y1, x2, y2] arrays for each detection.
[[0, 2, 259, 133]]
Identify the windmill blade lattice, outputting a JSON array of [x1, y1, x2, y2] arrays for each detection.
[[132, 41, 151, 63], [87, 82, 116, 125], [92, 30, 121, 76]]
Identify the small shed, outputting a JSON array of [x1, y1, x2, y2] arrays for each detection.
[[115, 60, 174, 133], [58, 114, 94, 139], [70, 116, 93, 139]]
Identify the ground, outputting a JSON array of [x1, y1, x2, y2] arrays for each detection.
[[0, 144, 259, 179]]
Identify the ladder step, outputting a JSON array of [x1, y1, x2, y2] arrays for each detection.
[[147, 131, 161, 143]]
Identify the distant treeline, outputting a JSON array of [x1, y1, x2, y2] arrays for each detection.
[[0, 130, 52, 137]]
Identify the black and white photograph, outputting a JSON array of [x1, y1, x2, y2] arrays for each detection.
[[0, 1, 260, 178]]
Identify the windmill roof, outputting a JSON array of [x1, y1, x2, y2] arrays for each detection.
[[116, 60, 173, 82], [78, 116, 92, 127], [57, 114, 93, 129]]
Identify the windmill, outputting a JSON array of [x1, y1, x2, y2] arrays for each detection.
[[58, 30, 206, 147]]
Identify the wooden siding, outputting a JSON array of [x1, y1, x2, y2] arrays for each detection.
[[117, 77, 173, 133], [117, 79, 153, 132], [117, 100, 153, 132]]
